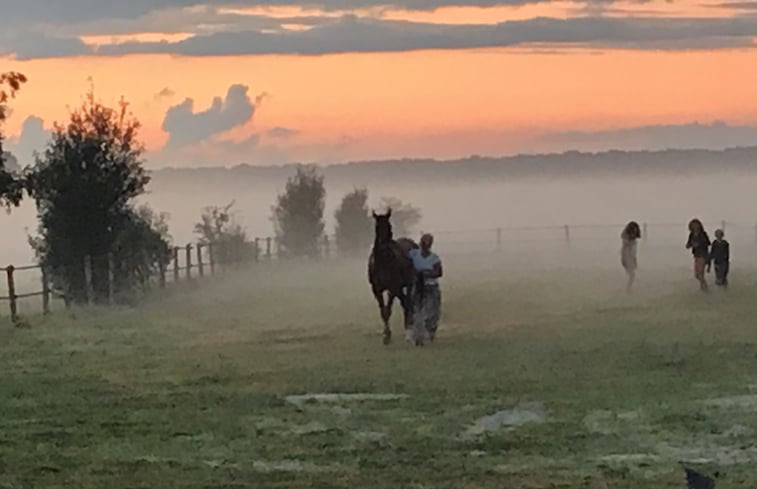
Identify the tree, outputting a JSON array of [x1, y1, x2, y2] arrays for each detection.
[[271, 165, 325, 258], [25, 91, 170, 303], [380, 197, 422, 237], [0, 72, 27, 208], [334, 188, 372, 256], [195, 201, 251, 264]]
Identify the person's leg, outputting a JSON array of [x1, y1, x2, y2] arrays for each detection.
[[715, 264, 725, 286], [425, 286, 441, 340], [695, 258, 708, 292], [722, 263, 729, 288], [626, 267, 636, 293]]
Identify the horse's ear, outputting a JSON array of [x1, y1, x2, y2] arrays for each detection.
[[372, 211, 378, 218], [386, 208, 392, 218]]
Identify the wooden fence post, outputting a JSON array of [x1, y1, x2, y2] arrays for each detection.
[[322, 235, 331, 258], [6, 266, 18, 324], [41, 266, 50, 315], [208, 243, 215, 275], [173, 247, 180, 283], [197, 244, 204, 278], [266, 237, 272, 260], [496, 228, 502, 252], [158, 257, 166, 288], [84, 255, 94, 306], [643, 222, 648, 244], [107, 252, 115, 306], [254, 238, 260, 262], [185, 244, 193, 280], [564, 225, 571, 244]]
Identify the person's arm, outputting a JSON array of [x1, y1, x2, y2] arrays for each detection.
[[422, 259, 443, 278], [686, 233, 693, 249], [725, 241, 730, 262]]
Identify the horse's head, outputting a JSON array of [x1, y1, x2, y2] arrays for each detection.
[[372, 209, 393, 245]]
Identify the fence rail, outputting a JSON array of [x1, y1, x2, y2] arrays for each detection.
[[3, 219, 757, 323]]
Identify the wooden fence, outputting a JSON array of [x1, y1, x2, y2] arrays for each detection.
[[2, 219, 757, 322], [0, 234, 337, 323]]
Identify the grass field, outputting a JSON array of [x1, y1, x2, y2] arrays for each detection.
[[2, 248, 757, 488]]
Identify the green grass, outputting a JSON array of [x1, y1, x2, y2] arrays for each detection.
[[2, 253, 757, 488]]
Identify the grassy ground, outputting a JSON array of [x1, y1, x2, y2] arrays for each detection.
[[2, 251, 757, 488]]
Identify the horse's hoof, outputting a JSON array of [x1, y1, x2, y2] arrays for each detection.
[[382, 334, 391, 345]]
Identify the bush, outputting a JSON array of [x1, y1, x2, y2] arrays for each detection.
[[25, 91, 170, 303], [335, 188, 372, 256], [271, 165, 325, 258], [195, 201, 251, 264]]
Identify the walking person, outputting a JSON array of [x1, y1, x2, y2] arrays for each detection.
[[620, 221, 641, 293], [408, 233, 443, 343], [708, 228, 730, 288], [686, 218, 711, 292]]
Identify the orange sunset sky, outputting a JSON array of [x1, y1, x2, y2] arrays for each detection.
[[3, 0, 757, 167]]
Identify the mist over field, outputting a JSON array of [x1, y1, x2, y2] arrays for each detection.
[[5, 149, 757, 266]]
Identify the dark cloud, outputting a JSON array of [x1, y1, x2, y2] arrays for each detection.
[[93, 16, 757, 57], [0, 0, 564, 27], [0, 30, 90, 59], [709, 1, 757, 8], [537, 121, 757, 152], [162, 84, 257, 148], [268, 127, 300, 139]]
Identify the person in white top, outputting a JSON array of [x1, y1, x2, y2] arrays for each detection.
[[620, 221, 641, 293], [408, 233, 443, 342]]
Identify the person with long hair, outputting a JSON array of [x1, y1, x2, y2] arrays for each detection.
[[686, 218, 711, 292], [621, 221, 641, 293]]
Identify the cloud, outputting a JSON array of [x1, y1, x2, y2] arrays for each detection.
[[155, 87, 176, 99], [4, 116, 53, 166], [535, 121, 757, 152], [0, 0, 572, 28], [268, 127, 300, 139], [162, 84, 256, 148], [0, 30, 90, 59], [91, 16, 757, 57]]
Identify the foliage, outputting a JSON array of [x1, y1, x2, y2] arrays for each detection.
[[379, 197, 422, 238], [334, 188, 372, 256], [25, 91, 169, 303], [271, 165, 326, 258], [0, 71, 27, 208], [195, 201, 251, 264]]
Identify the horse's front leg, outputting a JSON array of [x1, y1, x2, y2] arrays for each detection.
[[382, 293, 396, 344], [374, 290, 391, 345]]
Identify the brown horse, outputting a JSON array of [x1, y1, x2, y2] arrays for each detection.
[[368, 209, 418, 345]]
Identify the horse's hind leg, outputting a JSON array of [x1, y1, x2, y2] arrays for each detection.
[[397, 290, 419, 345]]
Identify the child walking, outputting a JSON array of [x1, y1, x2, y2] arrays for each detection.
[[686, 218, 711, 292], [620, 221, 641, 293], [708, 229, 730, 288]]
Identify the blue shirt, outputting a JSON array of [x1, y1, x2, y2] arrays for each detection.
[[409, 249, 441, 285]]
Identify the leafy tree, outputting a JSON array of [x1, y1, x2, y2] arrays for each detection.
[[334, 188, 372, 256], [271, 165, 325, 258], [195, 201, 251, 264], [380, 197, 422, 237], [0, 72, 27, 208], [25, 91, 170, 303]]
